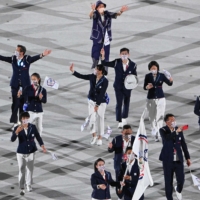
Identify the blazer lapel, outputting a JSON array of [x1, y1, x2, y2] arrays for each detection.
[[27, 124, 32, 138]]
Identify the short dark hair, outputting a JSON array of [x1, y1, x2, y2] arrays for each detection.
[[19, 112, 30, 122], [96, 64, 107, 75], [31, 72, 41, 85], [17, 45, 26, 55], [120, 48, 129, 54], [125, 147, 132, 153], [164, 113, 175, 122], [94, 158, 105, 172], [148, 61, 159, 71], [123, 124, 132, 130]]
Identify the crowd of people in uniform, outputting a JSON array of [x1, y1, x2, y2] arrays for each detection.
[[0, 1, 192, 200]]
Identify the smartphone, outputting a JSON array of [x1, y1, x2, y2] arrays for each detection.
[[182, 125, 189, 131]]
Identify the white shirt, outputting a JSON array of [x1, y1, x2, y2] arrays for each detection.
[[122, 60, 129, 71], [123, 138, 131, 153], [24, 128, 28, 135]]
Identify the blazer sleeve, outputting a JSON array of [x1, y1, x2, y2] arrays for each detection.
[[108, 137, 115, 153], [107, 11, 118, 19], [102, 59, 116, 68], [91, 174, 98, 190], [73, 71, 91, 80], [159, 127, 177, 141], [0, 55, 12, 64], [143, 74, 149, 90], [26, 55, 41, 64], [40, 88, 47, 103], [11, 126, 19, 142], [163, 74, 173, 86], [96, 79, 108, 106], [23, 86, 29, 103], [180, 133, 190, 160], [132, 63, 137, 76], [34, 125, 44, 146], [108, 172, 120, 187]]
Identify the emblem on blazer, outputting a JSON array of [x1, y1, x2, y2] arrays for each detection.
[[134, 173, 137, 176], [32, 134, 34, 137], [99, 86, 102, 88], [129, 71, 131, 73], [47, 78, 56, 86], [179, 137, 181, 140]]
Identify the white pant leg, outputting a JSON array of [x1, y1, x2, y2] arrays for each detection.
[[25, 153, 35, 186], [146, 99, 157, 130], [17, 153, 26, 189], [156, 98, 166, 136], [35, 113, 44, 136], [29, 111, 36, 124], [88, 100, 96, 134], [96, 103, 106, 136]]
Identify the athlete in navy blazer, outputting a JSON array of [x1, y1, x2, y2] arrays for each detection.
[[91, 158, 121, 200], [118, 148, 144, 200], [101, 48, 137, 128], [159, 114, 191, 200], [11, 123, 44, 154], [0, 45, 51, 128]]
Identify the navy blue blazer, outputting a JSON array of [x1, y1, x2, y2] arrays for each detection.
[[73, 71, 108, 106], [11, 123, 44, 154], [90, 10, 117, 43], [0, 54, 41, 89], [159, 126, 190, 163], [118, 160, 144, 200], [143, 72, 173, 99], [91, 170, 120, 199], [24, 85, 47, 112], [108, 135, 135, 171], [102, 58, 137, 91]]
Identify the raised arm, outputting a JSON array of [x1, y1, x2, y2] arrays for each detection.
[[0, 55, 12, 64], [116, 5, 128, 16], [163, 74, 173, 86], [28, 49, 51, 64], [70, 63, 91, 80], [101, 48, 116, 68], [89, 3, 96, 18]]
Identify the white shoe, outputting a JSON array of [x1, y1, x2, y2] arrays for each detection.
[[27, 185, 32, 192], [20, 189, 25, 196], [96, 139, 102, 146], [11, 123, 18, 131], [175, 186, 182, 200], [155, 136, 159, 142], [122, 118, 127, 126], [118, 122, 123, 129], [90, 136, 98, 145], [151, 128, 157, 136]]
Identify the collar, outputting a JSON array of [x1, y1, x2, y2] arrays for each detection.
[[122, 59, 129, 66]]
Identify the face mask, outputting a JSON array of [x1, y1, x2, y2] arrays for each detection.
[[127, 154, 135, 160], [15, 51, 20, 58], [171, 121, 177, 128], [22, 119, 29, 124], [98, 7, 105, 13], [93, 69, 97, 75], [31, 81, 38, 86], [151, 70, 157, 75], [98, 165, 105, 172], [121, 55, 129, 60], [124, 134, 131, 140]]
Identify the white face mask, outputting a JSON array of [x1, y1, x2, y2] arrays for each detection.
[[127, 154, 135, 160], [98, 7, 105, 13], [124, 134, 131, 140], [151, 70, 157, 75], [22, 119, 29, 124], [15, 51, 20, 58], [93, 69, 97, 75], [98, 165, 105, 172], [171, 121, 177, 128], [121, 55, 129, 60], [31, 81, 38, 86]]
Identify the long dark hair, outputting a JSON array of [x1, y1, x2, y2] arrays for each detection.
[[94, 158, 105, 172], [31, 72, 41, 85], [96, 64, 107, 76]]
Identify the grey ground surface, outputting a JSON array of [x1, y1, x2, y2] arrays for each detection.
[[0, 0, 200, 199]]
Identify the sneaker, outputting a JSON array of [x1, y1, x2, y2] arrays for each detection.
[[174, 186, 182, 200], [155, 136, 159, 142], [11, 123, 18, 131], [96, 139, 102, 146], [90, 136, 98, 145], [27, 185, 32, 192], [118, 122, 123, 129], [122, 118, 127, 126], [20, 189, 25, 196]]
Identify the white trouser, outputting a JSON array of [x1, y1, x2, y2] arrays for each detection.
[[29, 111, 43, 135], [88, 100, 106, 136], [16, 153, 35, 189], [146, 98, 166, 136]]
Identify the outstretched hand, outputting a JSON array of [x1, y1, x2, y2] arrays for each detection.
[[91, 3, 96, 10], [120, 5, 128, 12], [70, 63, 74, 73], [42, 49, 51, 56]]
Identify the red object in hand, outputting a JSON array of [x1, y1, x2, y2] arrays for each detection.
[[182, 125, 189, 131]]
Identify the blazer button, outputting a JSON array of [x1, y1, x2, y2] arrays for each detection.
[[28, 145, 30, 146], [19, 74, 21, 75], [34, 110, 36, 111], [27, 140, 29, 141], [35, 105, 36, 106]]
